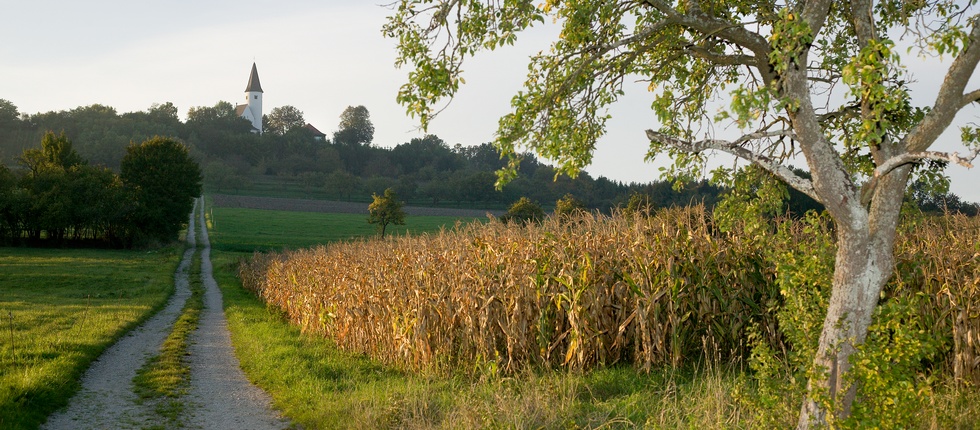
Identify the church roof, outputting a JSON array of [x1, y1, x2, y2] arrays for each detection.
[[245, 62, 263, 93]]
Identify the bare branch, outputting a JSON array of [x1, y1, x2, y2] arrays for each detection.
[[962, 88, 980, 107], [860, 147, 980, 206], [645, 129, 821, 202], [874, 147, 980, 177]]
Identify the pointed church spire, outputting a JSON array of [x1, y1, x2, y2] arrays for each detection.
[[245, 62, 263, 93]]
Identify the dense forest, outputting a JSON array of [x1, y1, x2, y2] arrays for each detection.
[[0, 98, 974, 217]]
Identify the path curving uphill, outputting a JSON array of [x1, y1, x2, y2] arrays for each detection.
[[43, 198, 287, 429]]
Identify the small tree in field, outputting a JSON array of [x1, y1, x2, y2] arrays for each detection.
[[386, 1, 980, 427], [500, 197, 544, 224], [554, 193, 586, 217], [368, 187, 406, 238]]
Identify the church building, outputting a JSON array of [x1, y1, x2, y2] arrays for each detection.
[[235, 63, 263, 133]]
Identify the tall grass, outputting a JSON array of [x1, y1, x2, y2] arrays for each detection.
[[241, 207, 980, 383], [241, 206, 779, 373]]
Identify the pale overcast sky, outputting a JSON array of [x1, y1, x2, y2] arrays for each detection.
[[2, 1, 978, 202]]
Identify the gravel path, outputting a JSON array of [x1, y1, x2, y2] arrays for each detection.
[[43, 198, 288, 429], [184, 198, 288, 429], [42, 200, 198, 430]]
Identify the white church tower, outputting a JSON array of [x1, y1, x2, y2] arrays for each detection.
[[236, 63, 263, 133]]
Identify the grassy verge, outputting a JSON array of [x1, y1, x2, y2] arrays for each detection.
[[132, 247, 203, 429], [0, 246, 181, 430]]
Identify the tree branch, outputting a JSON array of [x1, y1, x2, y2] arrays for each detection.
[[860, 147, 980, 206], [645, 129, 821, 202], [685, 45, 757, 67], [874, 147, 980, 177], [962, 88, 980, 107], [641, 0, 770, 58]]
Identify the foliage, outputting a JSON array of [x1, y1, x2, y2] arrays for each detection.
[[385, 1, 980, 425], [622, 193, 654, 218], [264, 105, 306, 136], [334, 105, 375, 147], [499, 196, 544, 224], [554, 193, 586, 217], [121, 137, 202, 245], [368, 188, 407, 238]]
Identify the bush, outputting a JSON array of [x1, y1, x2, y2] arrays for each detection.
[[500, 197, 544, 224]]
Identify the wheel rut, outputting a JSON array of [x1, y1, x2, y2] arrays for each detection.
[[43, 198, 288, 429]]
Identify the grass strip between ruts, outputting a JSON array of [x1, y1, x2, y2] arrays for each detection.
[[132, 245, 203, 429]]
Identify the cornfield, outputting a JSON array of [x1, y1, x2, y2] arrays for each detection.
[[239, 207, 980, 381]]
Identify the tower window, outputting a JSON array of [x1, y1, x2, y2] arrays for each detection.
[[254, 95, 258, 99]]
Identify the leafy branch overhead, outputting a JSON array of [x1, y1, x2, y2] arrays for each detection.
[[386, 0, 980, 428]]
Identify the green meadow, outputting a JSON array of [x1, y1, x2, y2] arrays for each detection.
[[0, 246, 181, 429], [207, 205, 473, 252]]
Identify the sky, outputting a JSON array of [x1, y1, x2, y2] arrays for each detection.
[[2, 1, 978, 202]]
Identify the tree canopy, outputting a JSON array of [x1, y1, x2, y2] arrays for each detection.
[[368, 187, 406, 238], [265, 105, 306, 135], [334, 105, 375, 146], [121, 136, 202, 244], [385, 0, 980, 427]]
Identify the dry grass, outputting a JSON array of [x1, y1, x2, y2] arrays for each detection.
[[239, 207, 980, 383]]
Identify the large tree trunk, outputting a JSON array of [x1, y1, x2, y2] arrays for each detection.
[[797, 226, 887, 427], [797, 167, 910, 429]]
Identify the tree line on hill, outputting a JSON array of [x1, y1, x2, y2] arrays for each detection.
[[0, 130, 201, 248], [0, 98, 973, 220]]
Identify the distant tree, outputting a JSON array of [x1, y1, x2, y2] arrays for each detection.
[[19, 131, 84, 177], [622, 192, 654, 218], [908, 178, 980, 216], [203, 160, 239, 191], [148, 102, 179, 123], [500, 197, 544, 224], [334, 105, 374, 146], [0, 164, 19, 243], [554, 193, 586, 217], [324, 170, 361, 201], [368, 187, 406, 238], [265, 105, 306, 135], [120, 137, 202, 245], [0, 99, 19, 125]]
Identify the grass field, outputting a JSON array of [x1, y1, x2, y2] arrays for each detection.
[[0, 245, 181, 429], [207, 205, 473, 253]]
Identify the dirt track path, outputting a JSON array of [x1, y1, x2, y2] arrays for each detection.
[[184, 198, 288, 429], [43, 198, 287, 429]]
